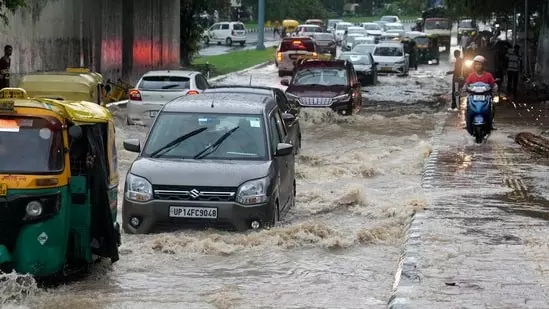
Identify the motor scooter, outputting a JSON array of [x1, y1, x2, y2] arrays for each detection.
[[465, 82, 497, 143]]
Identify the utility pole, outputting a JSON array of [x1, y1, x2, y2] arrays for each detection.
[[256, 0, 265, 50], [524, 0, 528, 74], [512, 5, 517, 46]]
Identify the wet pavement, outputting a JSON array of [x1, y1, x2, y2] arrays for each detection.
[[198, 32, 279, 56], [391, 99, 549, 308]]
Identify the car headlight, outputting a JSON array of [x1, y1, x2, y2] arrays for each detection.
[[237, 177, 269, 205], [395, 60, 405, 65], [333, 93, 350, 101], [125, 173, 153, 202]]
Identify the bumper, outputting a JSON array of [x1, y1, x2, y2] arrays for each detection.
[[378, 63, 406, 74], [122, 198, 273, 233], [127, 101, 163, 125], [229, 35, 246, 42]]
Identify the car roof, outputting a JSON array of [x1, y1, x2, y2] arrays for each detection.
[[348, 26, 363, 29], [296, 59, 348, 68], [363, 22, 378, 25], [377, 42, 402, 47], [298, 24, 321, 27], [385, 22, 403, 26], [165, 93, 274, 114], [340, 52, 371, 56], [337, 22, 353, 26], [382, 15, 398, 18], [143, 70, 198, 77]]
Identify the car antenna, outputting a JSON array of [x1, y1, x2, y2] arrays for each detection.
[[249, 75, 252, 86], [211, 99, 215, 108]]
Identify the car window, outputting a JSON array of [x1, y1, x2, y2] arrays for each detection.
[[233, 23, 245, 30], [280, 39, 315, 52], [269, 114, 281, 153], [138, 76, 190, 90], [275, 109, 287, 136], [195, 74, 209, 90], [143, 112, 268, 160], [274, 89, 290, 112], [293, 67, 348, 86], [221, 23, 229, 30], [374, 46, 403, 57]]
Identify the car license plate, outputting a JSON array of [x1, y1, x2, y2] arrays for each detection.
[[381, 67, 392, 71], [473, 95, 486, 100], [169, 206, 218, 219], [150, 111, 158, 118], [0, 183, 6, 196], [474, 115, 484, 124]]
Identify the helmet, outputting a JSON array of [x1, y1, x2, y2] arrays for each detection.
[[473, 55, 485, 63]]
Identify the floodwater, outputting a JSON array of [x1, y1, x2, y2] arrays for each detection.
[[1, 57, 453, 308]]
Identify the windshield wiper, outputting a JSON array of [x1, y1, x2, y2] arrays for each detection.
[[161, 84, 182, 89], [149, 127, 207, 158], [193, 126, 239, 159]]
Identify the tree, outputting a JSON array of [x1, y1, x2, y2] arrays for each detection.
[[0, 0, 27, 24], [180, 0, 208, 66]]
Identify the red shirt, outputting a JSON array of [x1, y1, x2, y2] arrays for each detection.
[[466, 72, 496, 86]]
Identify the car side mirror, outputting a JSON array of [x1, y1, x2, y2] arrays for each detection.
[[275, 143, 293, 156], [282, 112, 295, 122], [123, 139, 141, 153], [68, 125, 83, 139], [280, 78, 290, 86]]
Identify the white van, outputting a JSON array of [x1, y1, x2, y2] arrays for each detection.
[[203, 22, 247, 46]]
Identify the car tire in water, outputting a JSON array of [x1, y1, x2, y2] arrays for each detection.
[[266, 201, 279, 227], [226, 37, 233, 46]]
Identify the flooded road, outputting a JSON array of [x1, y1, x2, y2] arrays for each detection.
[[3, 57, 452, 308]]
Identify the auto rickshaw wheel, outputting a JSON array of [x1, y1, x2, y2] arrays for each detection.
[[203, 36, 210, 45], [226, 37, 233, 46]]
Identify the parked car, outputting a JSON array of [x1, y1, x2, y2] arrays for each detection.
[[338, 52, 378, 86], [122, 93, 296, 233], [312, 32, 337, 57], [342, 33, 365, 51], [334, 22, 353, 44], [276, 37, 318, 77], [281, 59, 362, 115], [297, 24, 323, 37], [127, 70, 210, 125], [203, 21, 247, 46], [361, 22, 383, 37], [203, 85, 302, 152], [380, 15, 401, 23], [372, 42, 409, 76]]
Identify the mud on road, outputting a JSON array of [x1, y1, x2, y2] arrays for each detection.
[[1, 61, 452, 309]]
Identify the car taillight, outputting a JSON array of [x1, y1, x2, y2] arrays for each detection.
[[187, 90, 199, 95], [128, 89, 141, 101], [277, 52, 282, 62]]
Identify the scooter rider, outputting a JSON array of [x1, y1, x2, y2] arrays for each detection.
[[463, 55, 498, 130]]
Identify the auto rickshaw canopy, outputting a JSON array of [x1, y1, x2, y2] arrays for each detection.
[[282, 20, 299, 28], [0, 88, 112, 124], [18, 69, 105, 102]]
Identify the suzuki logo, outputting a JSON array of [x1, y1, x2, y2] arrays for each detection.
[[189, 189, 200, 199]]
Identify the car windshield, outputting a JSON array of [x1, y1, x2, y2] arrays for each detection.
[[353, 45, 375, 54], [381, 16, 397, 22], [293, 68, 348, 86], [336, 23, 351, 30], [139, 75, 190, 91], [142, 112, 267, 160], [374, 46, 403, 56], [364, 24, 381, 30], [314, 33, 334, 40], [425, 20, 451, 29], [0, 115, 64, 173], [458, 20, 474, 28], [339, 54, 371, 65]]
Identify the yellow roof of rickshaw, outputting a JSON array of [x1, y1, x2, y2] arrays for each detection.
[[18, 73, 102, 96], [282, 20, 299, 26], [0, 89, 112, 124]]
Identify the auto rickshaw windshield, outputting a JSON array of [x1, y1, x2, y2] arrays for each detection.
[[414, 36, 429, 45], [0, 115, 64, 173]]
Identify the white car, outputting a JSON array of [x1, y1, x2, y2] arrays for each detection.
[[342, 33, 365, 51], [361, 22, 383, 37], [335, 22, 353, 44], [296, 24, 323, 37], [352, 37, 376, 49], [203, 21, 247, 46], [127, 70, 211, 125], [372, 42, 409, 76], [380, 15, 401, 23], [384, 22, 405, 36], [347, 26, 367, 36]]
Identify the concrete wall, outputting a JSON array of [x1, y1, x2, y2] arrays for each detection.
[[0, 0, 180, 85]]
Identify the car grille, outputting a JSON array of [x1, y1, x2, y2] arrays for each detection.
[[299, 97, 333, 107], [153, 185, 237, 202]]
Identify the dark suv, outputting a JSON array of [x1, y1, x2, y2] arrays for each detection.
[[280, 59, 362, 115], [122, 92, 296, 233], [203, 85, 302, 152]]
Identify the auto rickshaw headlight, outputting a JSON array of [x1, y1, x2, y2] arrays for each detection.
[[125, 174, 153, 202], [26, 201, 43, 217]]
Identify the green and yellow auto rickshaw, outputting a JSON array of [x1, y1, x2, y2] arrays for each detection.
[[0, 87, 120, 278], [414, 34, 440, 65]]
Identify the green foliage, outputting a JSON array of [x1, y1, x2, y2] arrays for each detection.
[[180, 0, 209, 65], [265, 0, 328, 21], [0, 0, 27, 24]]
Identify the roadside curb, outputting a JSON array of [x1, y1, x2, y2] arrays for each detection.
[[387, 112, 447, 309], [246, 20, 414, 32], [105, 61, 272, 108]]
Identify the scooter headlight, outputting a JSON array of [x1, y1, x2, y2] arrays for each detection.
[[465, 60, 473, 67], [26, 201, 43, 217]]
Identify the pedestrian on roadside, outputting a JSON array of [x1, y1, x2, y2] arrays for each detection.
[[460, 33, 469, 51], [451, 49, 464, 110], [505, 44, 521, 96], [273, 20, 280, 39], [0, 45, 12, 90]]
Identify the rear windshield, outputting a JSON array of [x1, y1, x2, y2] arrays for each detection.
[[233, 23, 245, 30], [374, 46, 403, 57], [298, 26, 322, 33], [139, 76, 191, 90], [280, 39, 315, 52], [381, 16, 397, 22], [314, 33, 334, 40]]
